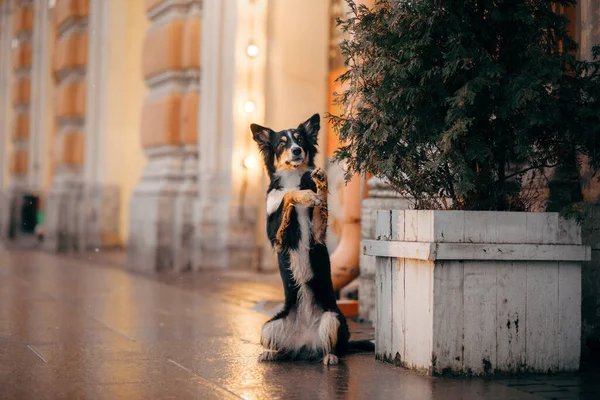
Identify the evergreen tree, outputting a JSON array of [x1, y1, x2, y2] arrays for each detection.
[[331, 0, 600, 215]]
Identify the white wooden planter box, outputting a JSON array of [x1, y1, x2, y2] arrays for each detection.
[[363, 210, 591, 376]]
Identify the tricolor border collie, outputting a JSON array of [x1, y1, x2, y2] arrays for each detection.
[[251, 113, 373, 365]]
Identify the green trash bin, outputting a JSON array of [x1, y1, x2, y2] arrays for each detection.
[[21, 194, 38, 234]]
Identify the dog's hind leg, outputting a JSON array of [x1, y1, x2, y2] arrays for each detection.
[[318, 311, 341, 365], [310, 168, 328, 244], [259, 317, 294, 362], [258, 350, 289, 362], [260, 318, 285, 350]]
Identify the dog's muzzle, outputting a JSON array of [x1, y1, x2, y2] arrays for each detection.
[[288, 147, 303, 164]]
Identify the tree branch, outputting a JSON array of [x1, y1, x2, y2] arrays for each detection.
[[499, 162, 560, 183]]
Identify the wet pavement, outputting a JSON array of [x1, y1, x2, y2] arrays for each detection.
[[1, 250, 600, 399]]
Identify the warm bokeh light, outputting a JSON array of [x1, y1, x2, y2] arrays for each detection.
[[244, 101, 256, 113], [243, 155, 258, 169], [246, 44, 259, 57]]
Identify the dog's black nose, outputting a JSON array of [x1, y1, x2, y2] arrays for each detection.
[[292, 147, 302, 156]]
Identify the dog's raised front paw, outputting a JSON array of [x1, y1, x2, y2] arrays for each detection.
[[301, 191, 322, 207], [322, 354, 339, 366], [311, 168, 327, 189]]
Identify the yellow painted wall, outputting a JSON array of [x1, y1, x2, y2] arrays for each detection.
[[104, 0, 148, 244]]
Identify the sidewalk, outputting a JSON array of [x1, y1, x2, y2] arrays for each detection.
[[0, 249, 599, 399]]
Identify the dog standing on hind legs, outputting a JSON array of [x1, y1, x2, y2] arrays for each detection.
[[251, 113, 374, 365]]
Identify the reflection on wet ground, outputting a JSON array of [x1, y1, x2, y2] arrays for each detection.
[[1, 250, 598, 399]]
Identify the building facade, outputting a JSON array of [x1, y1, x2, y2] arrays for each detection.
[[0, 0, 368, 272], [0, 0, 599, 328]]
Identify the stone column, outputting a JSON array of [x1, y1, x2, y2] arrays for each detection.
[[191, 0, 268, 270], [79, 0, 120, 251], [29, 0, 53, 199], [0, 0, 14, 240], [54, 0, 147, 252], [127, 0, 200, 272], [43, 0, 88, 252], [3, 0, 34, 237], [172, 1, 200, 271]]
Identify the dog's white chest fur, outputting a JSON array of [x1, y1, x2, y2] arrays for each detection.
[[266, 170, 314, 283], [266, 170, 302, 215]]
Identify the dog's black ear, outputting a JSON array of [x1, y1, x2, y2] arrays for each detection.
[[299, 113, 320, 145], [250, 124, 273, 152]]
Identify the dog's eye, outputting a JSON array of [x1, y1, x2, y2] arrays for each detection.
[[278, 141, 285, 148], [296, 137, 303, 145]]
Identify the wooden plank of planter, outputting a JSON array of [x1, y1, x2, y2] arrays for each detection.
[[433, 261, 464, 374], [391, 257, 406, 366], [558, 262, 581, 370], [365, 241, 436, 260], [526, 262, 560, 371], [496, 262, 527, 372], [363, 240, 591, 262], [375, 210, 394, 361], [376, 256, 393, 360], [404, 258, 434, 371], [463, 261, 497, 375]]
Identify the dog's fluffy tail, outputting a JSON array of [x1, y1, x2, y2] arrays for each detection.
[[347, 340, 375, 353]]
